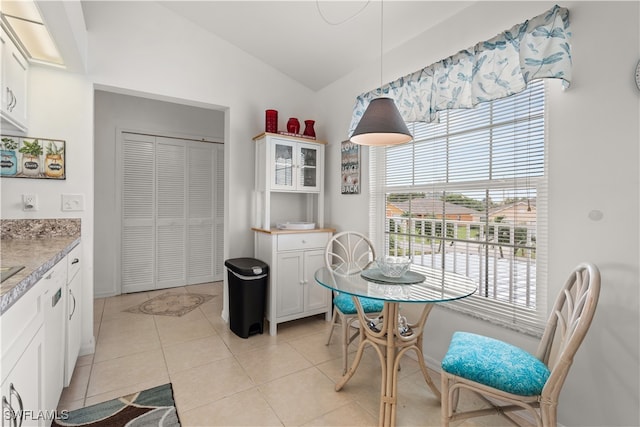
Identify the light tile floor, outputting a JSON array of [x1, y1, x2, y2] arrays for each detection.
[[57, 282, 514, 426]]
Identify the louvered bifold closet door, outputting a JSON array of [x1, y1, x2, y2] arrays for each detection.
[[121, 132, 222, 293], [156, 137, 187, 289], [213, 144, 224, 279], [187, 142, 215, 284], [122, 133, 156, 293]]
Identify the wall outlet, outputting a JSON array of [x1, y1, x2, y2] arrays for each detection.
[[62, 194, 84, 212], [22, 194, 38, 211]]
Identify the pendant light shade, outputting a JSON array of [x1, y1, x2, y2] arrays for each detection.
[[350, 98, 413, 146]]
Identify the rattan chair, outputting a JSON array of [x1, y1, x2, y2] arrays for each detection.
[[324, 231, 384, 374], [440, 262, 601, 427]]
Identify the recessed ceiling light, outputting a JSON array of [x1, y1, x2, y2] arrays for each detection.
[[1, 0, 64, 66]]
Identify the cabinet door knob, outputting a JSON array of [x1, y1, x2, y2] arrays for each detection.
[[301, 240, 307, 244], [72, 258, 80, 265]]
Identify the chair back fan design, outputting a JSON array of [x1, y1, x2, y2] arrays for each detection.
[[537, 262, 600, 400], [325, 231, 376, 271], [440, 262, 601, 427], [323, 231, 384, 375]]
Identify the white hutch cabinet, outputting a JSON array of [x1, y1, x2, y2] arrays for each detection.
[[252, 133, 333, 335]]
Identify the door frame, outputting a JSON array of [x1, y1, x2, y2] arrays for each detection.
[[115, 127, 224, 294]]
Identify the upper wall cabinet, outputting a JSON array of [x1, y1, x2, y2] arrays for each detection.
[[253, 132, 326, 230], [0, 26, 29, 133], [256, 133, 324, 193]]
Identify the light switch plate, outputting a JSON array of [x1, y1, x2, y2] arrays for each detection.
[[62, 194, 84, 212]]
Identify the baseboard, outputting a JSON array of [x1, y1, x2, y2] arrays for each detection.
[[94, 290, 118, 299], [80, 336, 95, 356]]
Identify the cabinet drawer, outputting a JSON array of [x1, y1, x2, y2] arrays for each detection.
[[67, 244, 81, 281], [277, 233, 329, 252], [0, 259, 65, 365]]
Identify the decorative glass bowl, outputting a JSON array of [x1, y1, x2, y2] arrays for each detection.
[[376, 256, 411, 278]]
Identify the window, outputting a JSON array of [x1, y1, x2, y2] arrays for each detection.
[[370, 80, 547, 336]]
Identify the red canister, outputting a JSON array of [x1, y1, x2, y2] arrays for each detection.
[[265, 109, 278, 133]]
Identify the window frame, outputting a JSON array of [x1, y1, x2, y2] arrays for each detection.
[[369, 81, 548, 337]]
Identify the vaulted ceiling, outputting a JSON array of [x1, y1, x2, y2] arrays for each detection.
[[157, 1, 475, 91]]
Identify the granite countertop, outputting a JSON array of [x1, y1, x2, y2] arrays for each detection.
[[0, 236, 81, 315], [0, 219, 81, 315]]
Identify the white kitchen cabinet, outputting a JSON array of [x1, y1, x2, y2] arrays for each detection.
[[0, 26, 29, 132], [42, 260, 67, 415], [255, 230, 332, 335], [1, 242, 83, 426], [253, 133, 325, 230], [267, 137, 322, 192], [65, 244, 82, 387], [252, 132, 332, 335], [1, 275, 47, 427], [1, 327, 45, 427]]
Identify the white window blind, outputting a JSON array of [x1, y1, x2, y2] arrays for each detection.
[[371, 80, 548, 336]]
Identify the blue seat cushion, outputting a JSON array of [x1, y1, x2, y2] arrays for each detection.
[[441, 331, 550, 396], [334, 293, 383, 314]]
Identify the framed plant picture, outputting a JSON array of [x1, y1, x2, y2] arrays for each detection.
[[341, 140, 360, 194], [0, 135, 66, 180]]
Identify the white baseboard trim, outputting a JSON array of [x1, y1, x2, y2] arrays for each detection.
[[79, 336, 95, 356]]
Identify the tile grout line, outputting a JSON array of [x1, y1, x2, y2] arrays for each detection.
[[81, 298, 106, 407]]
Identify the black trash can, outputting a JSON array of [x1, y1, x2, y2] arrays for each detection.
[[225, 257, 269, 339]]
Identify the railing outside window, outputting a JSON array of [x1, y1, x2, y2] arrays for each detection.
[[384, 215, 536, 309]]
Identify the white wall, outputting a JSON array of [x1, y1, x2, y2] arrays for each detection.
[[3, 1, 637, 425], [80, 1, 320, 318], [0, 66, 95, 355], [82, 1, 318, 266], [317, 2, 640, 426], [93, 90, 225, 298]]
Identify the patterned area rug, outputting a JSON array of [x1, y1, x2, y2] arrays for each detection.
[[124, 292, 215, 317], [52, 383, 180, 427]]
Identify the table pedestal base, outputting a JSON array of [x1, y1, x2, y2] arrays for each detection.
[[335, 300, 440, 427]]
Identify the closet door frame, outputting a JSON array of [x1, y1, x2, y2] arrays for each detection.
[[116, 128, 224, 294]]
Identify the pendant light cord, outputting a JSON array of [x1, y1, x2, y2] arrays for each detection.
[[315, 0, 371, 26], [380, 0, 384, 87], [316, 0, 384, 88]]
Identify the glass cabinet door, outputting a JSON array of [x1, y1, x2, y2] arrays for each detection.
[[299, 144, 318, 190], [269, 138, 321, 192], [271, 140, 295, 190]]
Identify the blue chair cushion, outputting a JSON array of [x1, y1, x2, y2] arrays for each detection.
[[333, 293, 383, 314], [441, 331, 550, 396]]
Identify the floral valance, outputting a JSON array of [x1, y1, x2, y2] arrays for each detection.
[[348, 4, 572, 135]]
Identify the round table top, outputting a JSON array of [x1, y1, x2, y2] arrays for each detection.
[[314, 263, 477, 304]]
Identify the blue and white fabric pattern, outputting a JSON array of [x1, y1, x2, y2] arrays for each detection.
[[441, 331, 550, 396], [349, 5, 571, 135], [333, 293, 384, 314]]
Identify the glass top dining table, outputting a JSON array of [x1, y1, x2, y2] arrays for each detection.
[[314, 262, 477, 304], [314, 263, 477, 427]]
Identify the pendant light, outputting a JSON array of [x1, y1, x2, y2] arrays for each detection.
[[349, 0, 412, 146]]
